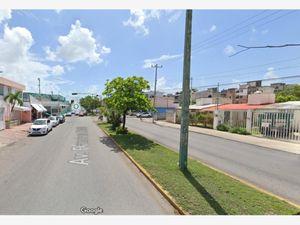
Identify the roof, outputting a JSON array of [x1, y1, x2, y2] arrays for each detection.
[[31, 104, 47, 112], [203, 103, 273, 111], [14, 105, 31, 112], [177, 104, 217, 110], [24, 92, 68, 103], [264, 101, 300, 110], [0, 77, 25, 91]]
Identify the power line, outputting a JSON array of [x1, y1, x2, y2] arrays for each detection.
[[192, 10, 271, 48], [191, 10, 297, 56], [193, 74, 300, 89], [193, 55, 300, 77], [193, 64, 300, 80], [170, 10, 296, 64], [231, 43, 300, 57], [157, 74, 300, 92], [163, 62, 300, 83]]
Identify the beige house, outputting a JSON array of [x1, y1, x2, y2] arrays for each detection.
[[0, 77, 31, 130]]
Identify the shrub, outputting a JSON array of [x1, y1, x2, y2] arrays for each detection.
[[237, 128, 250, 135], [229, 126, 240, 134], [116, 127, 128, 134], [216, 124, 229, 132], [229, 127, 250, 135], [189, 113, 198, 126]]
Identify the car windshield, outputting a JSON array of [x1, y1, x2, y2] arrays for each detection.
[[33, 120, 46, 125]]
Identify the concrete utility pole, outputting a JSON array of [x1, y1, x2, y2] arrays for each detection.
[[38, 78, 41, 94], [179, 9, 192, 171], [151, 63, 163, 123], [38, 77, 41, 101], [217, 82, 219, 111], [190, 77, 193, 105]]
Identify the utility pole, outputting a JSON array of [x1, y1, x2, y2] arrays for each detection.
[[190, 77, 193, 105], [151, 63, 163, 123], [179, 9, 192, 171], [216, 82, 219, 111], [38, 77, 41, 101]]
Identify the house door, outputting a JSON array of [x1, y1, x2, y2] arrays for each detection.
[[0, 107, 4, 130]]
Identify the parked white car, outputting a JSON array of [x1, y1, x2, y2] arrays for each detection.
[[29, 119, 52, 136], [49, 116, 59, 127]]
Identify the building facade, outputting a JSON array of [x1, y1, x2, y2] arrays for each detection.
[[0, 77, 31, 130]]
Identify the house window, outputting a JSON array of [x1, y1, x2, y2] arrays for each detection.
[[0, 85, 3, 96]]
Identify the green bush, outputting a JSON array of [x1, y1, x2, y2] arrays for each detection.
[[237, 128, 250, 135], [189, 113, 198, 126], [229, 127, 250, 135], [116, 127, 128, 134], [216, 124, 229, 132], [229, 126, 239, 134]]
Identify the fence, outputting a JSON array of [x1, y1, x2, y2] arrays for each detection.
[[251, 109, 300, 142], [223, 110, 247, 129]]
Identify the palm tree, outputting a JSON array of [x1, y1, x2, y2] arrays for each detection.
[[4, 91, 23, 112]]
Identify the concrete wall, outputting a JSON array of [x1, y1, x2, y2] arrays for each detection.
[[248, 93, 275, 105]]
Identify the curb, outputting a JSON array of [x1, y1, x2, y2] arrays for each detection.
[[129, 122, 300, 211], [99, 125, 187, 215], [197, 159, 300, 211], [142, 119, 300, 155]]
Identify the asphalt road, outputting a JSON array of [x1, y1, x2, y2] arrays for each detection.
[[126, 117, 300, 205], [0, 116, 174, 215]]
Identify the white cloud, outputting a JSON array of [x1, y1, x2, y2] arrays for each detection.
[[223, 45, 236, 56], [168, 11, 182, 23], [209, 24, 217, 32], [156, 76, 182, 93], [123, 10, 161, 36], [100, 46, 111, 54], [150, 76, 181, 94], [0, 9, 11, 24], [85, 84, 102, 95], [143, 54, 181, 68], [0, 25, 68, 93], [45, 20, 110, 64], [263, 67, 279, 85], [51, 65, 65, 76]]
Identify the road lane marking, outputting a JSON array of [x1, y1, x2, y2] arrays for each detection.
[[69, 127, 89, 166]]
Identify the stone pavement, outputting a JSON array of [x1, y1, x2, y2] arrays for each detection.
[[0, 123, 31, 148], [140, 118, 300, 155]]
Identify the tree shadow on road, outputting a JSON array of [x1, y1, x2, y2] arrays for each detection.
[[98, 136, 121, 153], [182, 169, 228, 215]]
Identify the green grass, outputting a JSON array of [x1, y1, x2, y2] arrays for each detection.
[[99, 123, 300, 215]]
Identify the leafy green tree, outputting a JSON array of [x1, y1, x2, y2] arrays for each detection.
[[79, 95, 102, 113], [4, 91, 23, 112], [275, 85, 300, 102], [103, 76, 154, 129]]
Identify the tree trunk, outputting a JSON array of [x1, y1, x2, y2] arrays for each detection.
[[11, 104, 15, 112], [122, 112, 126, 129]]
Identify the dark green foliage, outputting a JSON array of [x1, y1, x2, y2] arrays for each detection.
[[116, 127, 128, 134], [216, 124, 230, 132], [275, 85, 300, 103]]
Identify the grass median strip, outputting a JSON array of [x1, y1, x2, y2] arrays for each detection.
[[99, 123, 300, 215]]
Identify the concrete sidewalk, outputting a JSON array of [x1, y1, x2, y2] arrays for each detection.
[[0, 123, 31, 148], [141, 118, 300, 155]]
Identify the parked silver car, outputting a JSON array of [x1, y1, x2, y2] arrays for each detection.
[[49, 116, 59, 127], [29, 119, 52, 135]]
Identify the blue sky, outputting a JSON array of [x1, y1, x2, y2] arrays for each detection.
[[0, 9, 300, 100]]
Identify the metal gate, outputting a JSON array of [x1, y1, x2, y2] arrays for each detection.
[[251, 109, 300, 142]]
